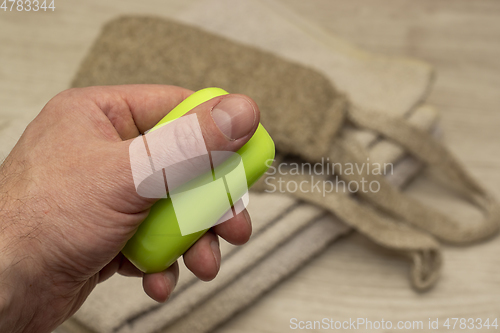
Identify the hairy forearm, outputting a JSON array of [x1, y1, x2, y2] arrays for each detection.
[[0, 170, 33, 332], [0, 156, 86, 333], [0, 159, 43, 333], [0, 218, 32, 333], [0, 246, 31, 333]]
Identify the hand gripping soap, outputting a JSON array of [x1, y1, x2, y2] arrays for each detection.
[[122, 88, 275, 273]]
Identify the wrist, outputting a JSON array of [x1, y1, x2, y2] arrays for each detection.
[[0, 253, 14, 331], [0, 220, 56, 333], [0, 179, 43, 332], [0, 234, 32, 332], [0, 171, 77, 333]]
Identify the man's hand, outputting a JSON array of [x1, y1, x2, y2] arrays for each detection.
[[0, 85, 259, 333]]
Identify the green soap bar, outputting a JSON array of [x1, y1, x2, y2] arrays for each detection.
[[122, 88, 275, 273]]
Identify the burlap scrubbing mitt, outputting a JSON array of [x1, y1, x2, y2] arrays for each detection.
[[71, 16, 345, 163]]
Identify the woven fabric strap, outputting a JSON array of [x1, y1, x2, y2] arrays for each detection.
[[347, 106, 500, 243]]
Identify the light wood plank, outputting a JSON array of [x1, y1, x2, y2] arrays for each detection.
[[1, 1, 499, 332]]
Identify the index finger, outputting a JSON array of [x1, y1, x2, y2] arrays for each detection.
[[74, 84, 194, 139]]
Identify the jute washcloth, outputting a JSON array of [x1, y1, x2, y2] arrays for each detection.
[[71, 14, 499, 288]]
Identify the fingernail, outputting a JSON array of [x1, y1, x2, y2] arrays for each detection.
[[211, 96, 257, 140], [243, 209, 252, 235], [211, 240, 221, 271], [163, 270, 177, 290]]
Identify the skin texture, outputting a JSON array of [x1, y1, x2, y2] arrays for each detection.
[[0, 85, 258, 333]]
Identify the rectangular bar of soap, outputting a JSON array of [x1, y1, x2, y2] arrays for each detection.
[[122, 88, 275, 273]]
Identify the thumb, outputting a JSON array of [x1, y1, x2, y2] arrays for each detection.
[[186, 93, 260, 151], [124, 94, 260, 206]]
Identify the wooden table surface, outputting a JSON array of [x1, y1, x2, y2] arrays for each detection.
[[1, 1, 499, 332]]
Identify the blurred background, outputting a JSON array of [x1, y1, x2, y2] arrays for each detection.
[[1, 0, 499, 332]]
